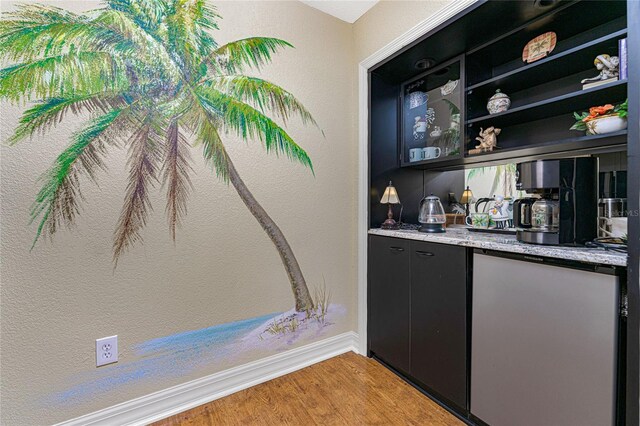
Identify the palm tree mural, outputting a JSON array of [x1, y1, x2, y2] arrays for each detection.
[[467, 163, 518, 199], [0, 1, 319, 312]]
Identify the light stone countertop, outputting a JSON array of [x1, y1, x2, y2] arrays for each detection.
[[369, 228, 627, 267]]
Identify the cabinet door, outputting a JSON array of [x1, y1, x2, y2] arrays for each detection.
[[410, 240, 467, 409], [368, 235, 411, 373]]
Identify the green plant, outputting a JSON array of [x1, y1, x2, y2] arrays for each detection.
[[1, 1, 321, 312], [615, 99, 628, 119]]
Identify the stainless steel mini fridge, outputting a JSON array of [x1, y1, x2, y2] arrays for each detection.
[[471, 251, 621, 426]]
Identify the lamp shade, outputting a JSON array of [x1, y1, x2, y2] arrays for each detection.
[[380, 181, 400, 204], [460, 186, 473, 204]]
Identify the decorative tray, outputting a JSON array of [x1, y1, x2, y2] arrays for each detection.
[[467, 227, 517, 235]]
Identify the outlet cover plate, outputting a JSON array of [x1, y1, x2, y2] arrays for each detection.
[[96, 335, 118, 367]]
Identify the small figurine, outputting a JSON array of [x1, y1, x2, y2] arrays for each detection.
[[489, 195, 511, 229], [430, 126, 442, 138], [581, 54, 619, 85], [473, 126, 501, 153]]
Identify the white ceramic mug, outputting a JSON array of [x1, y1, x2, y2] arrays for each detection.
[[409, 148, 423, 162], [422, 146, 441, 159]]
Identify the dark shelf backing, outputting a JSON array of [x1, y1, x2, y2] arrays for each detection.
[[466, 79, 627, 128], [466, 2, 627, 86], [466, 28, 627, 96]]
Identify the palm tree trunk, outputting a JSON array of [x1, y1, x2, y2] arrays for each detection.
[[226, 155, 315, 312]]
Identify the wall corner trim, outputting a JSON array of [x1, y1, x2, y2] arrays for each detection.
[[55, 331, 359, 426]]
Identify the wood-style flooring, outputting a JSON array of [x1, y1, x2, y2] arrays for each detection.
[[152, 352, 463, 425]]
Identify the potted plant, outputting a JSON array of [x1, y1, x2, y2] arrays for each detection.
[[570, 99, 628, 135]]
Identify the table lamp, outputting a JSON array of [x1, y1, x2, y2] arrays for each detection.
[[460, 186, 474, 217], [380, 181, 401, 229]]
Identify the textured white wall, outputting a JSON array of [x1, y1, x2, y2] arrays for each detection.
[[0, 0, 455, 424], [0, 1, 356, 424], [353, 0, 454, 62]]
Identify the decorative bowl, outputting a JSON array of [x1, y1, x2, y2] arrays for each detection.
[[585, 114, 627, 135], [487, 89, 511, 115]]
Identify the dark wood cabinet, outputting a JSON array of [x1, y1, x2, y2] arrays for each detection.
[[368, 235, 411, 373], [410, 240, 467, 409], [368, 235, 468, 412]]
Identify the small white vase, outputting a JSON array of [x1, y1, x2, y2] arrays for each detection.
[[585, 114, 627, 135]]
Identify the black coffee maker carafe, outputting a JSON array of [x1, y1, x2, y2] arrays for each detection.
[[514, 158, 598, 245], [513, 197, 537, 229]]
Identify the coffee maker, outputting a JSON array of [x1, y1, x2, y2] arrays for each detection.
[[513, 158, 598, 245]]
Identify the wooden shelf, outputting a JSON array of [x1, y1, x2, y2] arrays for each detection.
[[466, 29, 627, 93], [465, 79, 627, 128]]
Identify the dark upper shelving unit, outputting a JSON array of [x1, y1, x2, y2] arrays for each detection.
[[376, 0, 630, 170], [369, 0, 630, 173]]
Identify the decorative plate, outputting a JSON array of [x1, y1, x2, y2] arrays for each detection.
[[522, 32, 557, 63]]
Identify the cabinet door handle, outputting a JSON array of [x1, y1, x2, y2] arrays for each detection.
[[416, 250, 435, 257], [389, 246, 405, 252]]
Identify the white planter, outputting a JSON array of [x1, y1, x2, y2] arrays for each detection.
[[586, 114, 628, 135]]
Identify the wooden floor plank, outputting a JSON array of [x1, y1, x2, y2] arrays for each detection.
[[152, 352, 463, 426]]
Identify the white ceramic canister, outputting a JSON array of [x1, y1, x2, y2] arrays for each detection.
[[487, 89, 511, 115]]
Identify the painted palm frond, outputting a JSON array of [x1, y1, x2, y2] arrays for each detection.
[[203, 75, 317, 126], [30, 108, 125, 246], [196, 87, 313, 172], [113, 112, 164, 261], [162, 120, 194, 241], [4, 0, 318, 310], [10, 94, 124, 145], [0, 52, 128, 103], [1, 4, 84, 25], [181, 100, 230, 180], [105, 0, 170, 33], [211, 37, 293, 74], [0, 20, 134, 63], [166, 0, 219, 76], [93, 9, 182, 81]]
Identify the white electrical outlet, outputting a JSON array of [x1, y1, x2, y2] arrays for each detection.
[[96, 335, 118, 367]]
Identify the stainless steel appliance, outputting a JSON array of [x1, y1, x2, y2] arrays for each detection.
[[514, 158, 598, 245], [471, 251, 619, 426], [599, 197, 628, 238]]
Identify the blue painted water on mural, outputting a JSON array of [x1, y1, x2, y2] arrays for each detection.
[[47, 312, 281, 405]]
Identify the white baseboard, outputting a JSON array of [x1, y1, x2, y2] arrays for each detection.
[[56, 331, 360, 426]]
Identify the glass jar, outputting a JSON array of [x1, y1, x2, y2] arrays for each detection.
[[531, 199, 559, 231], [418, 194, 446, 233]]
